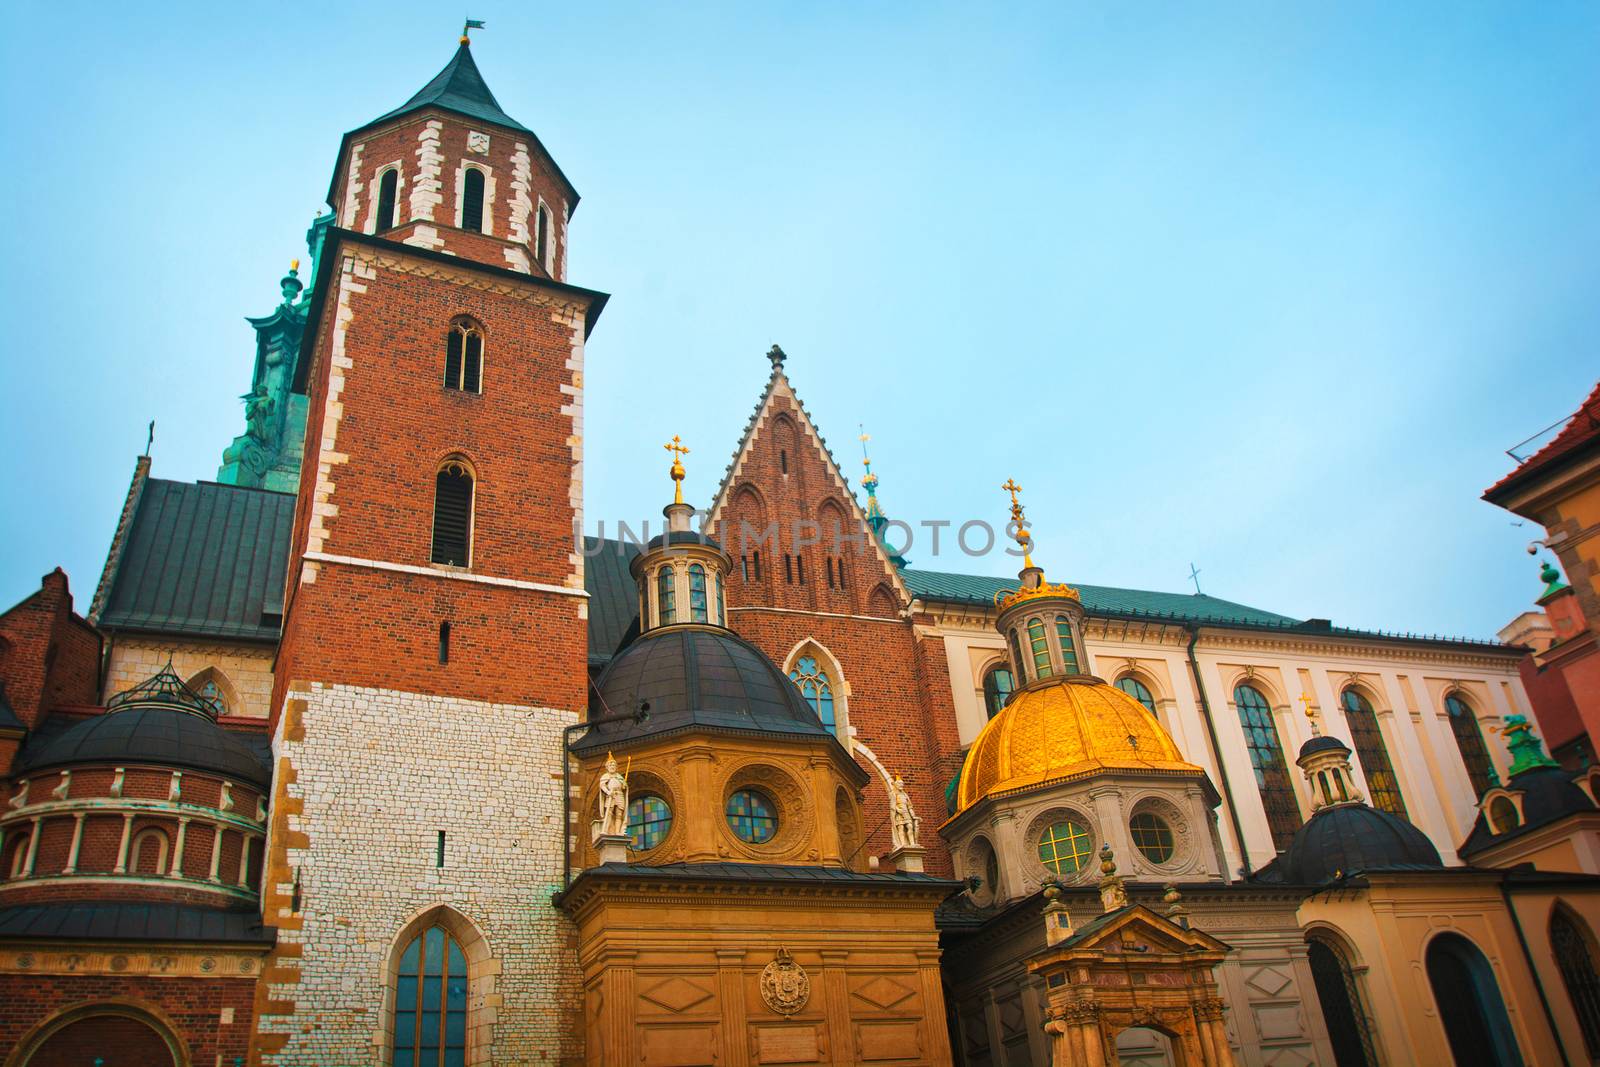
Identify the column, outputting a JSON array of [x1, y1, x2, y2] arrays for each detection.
[[714, 948, 749, 1067], [62, 812, 85, 874], [916, 949, 953, 1064], [600, 951, 637, 1065], [819, 948, 853, 1063], [22, 816, 41, 877], [113, 813, 134, 873], [208, 823, 224, 883], [170, 817, 190, 878], [237, 831, 253, 885]]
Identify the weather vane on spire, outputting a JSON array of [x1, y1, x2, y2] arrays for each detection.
[[461, 18, 485, 45], [859, 425, 882, 516], [1001, 479, 1033, 568], [664, 435, 690, 505]]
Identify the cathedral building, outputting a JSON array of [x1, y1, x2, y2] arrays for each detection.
[[3, 30, 1600, 1067]]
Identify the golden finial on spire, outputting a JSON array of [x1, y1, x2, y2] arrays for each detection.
[[1001, 478, 1033, 568], [290, 258, 300, 273], [664, 435, 690, 505], [1299, 691, 1320, 736]]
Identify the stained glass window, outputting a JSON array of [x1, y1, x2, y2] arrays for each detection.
[[392, 926, 468, 1067], [627, 795, 672, 851], [688, 564, 708, 622], [1445, 694, 1494, 797], [713, 571, 723, 625], [1037, 819, 1093, 876], [199, 680, 226, 716], [1027, 618, 1053, 679], [656, 567, 676, 626], [1234, 684, 1300, 850], [726, 789, 777, 844], [1008, 629, 1027, 681], [789, 656, 835, 731], [983, 666, 1014, 719], [1116, 676, 1157, 715], [1341, 689, 1407, 818], [1130, 812, 1174, 864], [1054, 616, 1080, 674]]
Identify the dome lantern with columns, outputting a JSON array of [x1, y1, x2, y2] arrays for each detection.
[[631, 435, 732, 632]]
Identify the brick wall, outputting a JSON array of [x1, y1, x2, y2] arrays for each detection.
[[0, 974, 256, 1065], [0, 569, 101, 738]]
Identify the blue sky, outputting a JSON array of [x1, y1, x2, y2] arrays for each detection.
[[0, 3, 1595, 639]]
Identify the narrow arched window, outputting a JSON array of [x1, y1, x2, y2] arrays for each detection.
[[376, 168, 399, 232], [982, 665, 1014, 719], [1053, 615, 1080, 674], [789, 655, 836, 731], [1026, 618, 1053, 679], [444, 320, 483, 393], [430, 462, 474, 567], [392, 925, 468, 1067], [1307, 937, 1379, 1067], [1116, 676, 1158, 715], [1008, 628, 1026, 681], [462, 168, 485, 232], [688, 564, 708, 622], [1445, 694, 1495, 797], [1552, 909, 1600, 1058], [656, 566, 676, 625], [535, 203, 551, 269], [1341, 689, 1407, 818], [1235, 684, 1300, 850], [1426, 933, 1524, 1067], [712, 570, 723, 625]]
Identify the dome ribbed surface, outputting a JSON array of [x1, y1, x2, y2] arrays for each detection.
[[955, 679, 1202, 812], [575, 627, 830, 753], [1279, 804, 1442, 884], [16, 707, 270, 788]]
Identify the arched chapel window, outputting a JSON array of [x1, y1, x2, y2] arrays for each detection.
[[1426, 933, 1524, 1067], [656, 567, 676, 626], [1552, 908, 1600, 1058], [982, 665, 1014, 719], [198, 680, 227, 717], [789, 655, 836, 732], [1341, 688, 1407, 818], [392, 926, 468, 1067], [430, 462, 474, 567], [376, 168, 399, 232], [1053, 615, 1080, 674], [1026, 618, 1052, 679], [444, 320, 483, 393], [1116, 676, 1157, 715], [712, 571, 723, 625], [1445, 693, 1495, 797], [1307, 937, 1379, 1067], [1234, 684, 1299, 850], [462, 168, 486, 233], [688, 564, 708, 622], [1008, 629, 1026, 682]]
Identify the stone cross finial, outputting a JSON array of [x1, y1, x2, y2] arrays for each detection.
[[767, 344, 786, 370], [664, 436, 690, 505]]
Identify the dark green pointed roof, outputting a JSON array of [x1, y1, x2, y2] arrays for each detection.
[[368, 43, 530, 134]]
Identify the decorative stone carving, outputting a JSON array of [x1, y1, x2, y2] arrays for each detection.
[[598, 752, 628, 839], [889, 773, 920, 849], [760, 947, 811, 1015], [8, 779, 27, 810], [467, 130, 491, 154]]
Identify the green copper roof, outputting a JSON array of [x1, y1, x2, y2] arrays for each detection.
[[900, 567, 1299, 626], [367, 43, 530, 134]]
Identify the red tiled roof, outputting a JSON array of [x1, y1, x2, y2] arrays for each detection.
[[1484, 379, 1600, 501]]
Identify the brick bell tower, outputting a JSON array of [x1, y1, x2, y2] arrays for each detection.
[[254, 29, 606, 1066]]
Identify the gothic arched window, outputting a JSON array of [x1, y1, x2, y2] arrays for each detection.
[[444, 320, 483, 394], [1552, 908, 1600, 1058], [656, 567, 676, 626], [376, 168, 399, 233], [461, 168, 486, 232], [982, 665, 1014, 719], [430, 461, 474, 567], [198, 680, 227, 717], [789, 655, 835, 731], [1341, 688, 1407, 818], [1235, 684, 1299, 850], [1445, 693, 1495, 797], [392, 925, 468, 1067], [688, 564, 708, 622], [1116, 676, 1157, 715]]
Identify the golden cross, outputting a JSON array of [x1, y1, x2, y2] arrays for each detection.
[[1298, 691, 1320, 735], [1001, 478, 1023, 509], [1000, 479, 1033, 566], [664, 435, 690, 504]]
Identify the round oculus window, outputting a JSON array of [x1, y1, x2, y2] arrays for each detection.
[[1037, 819, 1093, 876], [726, 788, 778, 844], [1130, 812, 1175, 864], [627, 794, 672, 851]]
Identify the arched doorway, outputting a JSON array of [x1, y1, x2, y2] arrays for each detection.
[[15, 1003, 184, 1067], [1425, 932, 1524, 1067], [1115, 1025, 1175, 1067], [1306, 936, 1378, 1067], [1550, 906, 1600, 1058]]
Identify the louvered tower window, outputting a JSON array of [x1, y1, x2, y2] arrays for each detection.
[[462, 168, 486, 232], [444, 320, 483, 393], [535, 203, 550, 268], [1445, 693, 1494, 797], [1234, 684, 1300, 850], [376, 169, 399, 233], [1340, 688, 1407, 817], [431, 462, 474, 567]]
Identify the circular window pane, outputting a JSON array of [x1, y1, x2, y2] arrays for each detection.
[[726, 789, 778, 844], [1037, 820, 1093, 876], [627, 794, 672, 851], [1130, 812, 1175, 864]]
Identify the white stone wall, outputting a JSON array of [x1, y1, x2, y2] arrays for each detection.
[[104, 636, 275, 719], [259, 682, 580, 1066]]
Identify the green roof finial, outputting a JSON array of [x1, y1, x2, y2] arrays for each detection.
[[1539, 558, 1570, 601], [1504, 713, 1559, 777], [858, 424, 907, 568]]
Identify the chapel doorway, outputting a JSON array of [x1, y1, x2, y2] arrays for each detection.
[[1115, 1025, 1175, 1067]]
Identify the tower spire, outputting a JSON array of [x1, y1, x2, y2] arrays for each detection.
[[857, 425, 907, 568]]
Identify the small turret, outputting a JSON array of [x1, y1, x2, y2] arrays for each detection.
[[991, 480, 1090, 685], [632, 436, 733, 632]]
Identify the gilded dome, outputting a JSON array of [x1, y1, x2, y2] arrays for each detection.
[[954, 678, 1202, 813]]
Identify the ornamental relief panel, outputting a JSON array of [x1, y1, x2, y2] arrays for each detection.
[[717, 760, 816, 863]]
